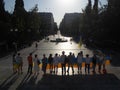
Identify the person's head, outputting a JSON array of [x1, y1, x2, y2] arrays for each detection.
[[80, 51, 83, 55], [62, 51, 65, 55], [49, 54, 52, 57], [55, 53, 58, 56], [29, 53, 32, 56], [43, 54, 46, 57], [35, 54, 37, 58], [69, 52, 72, 55], [86, 54, 89, 57], [18, 53, 20, 56], [78, 52, 80, 55]]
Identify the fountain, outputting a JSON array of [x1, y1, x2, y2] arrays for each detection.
[[50, 30, 68, 42]]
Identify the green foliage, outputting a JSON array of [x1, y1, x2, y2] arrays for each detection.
[[0, 0, 5, 13], [30, 4, 38, 13], [80, 0, 120, 50], [0, 0, 11, 41], [27, 4, 41, 39]]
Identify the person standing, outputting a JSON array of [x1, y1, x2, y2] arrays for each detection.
[[48, 54, 53, 74], [16, 53, 23, 74], [102, 54, 106, 69], [102, 54, 107, 74], [67, 52, 74, 74], [12, 54, 17, 74], [60, 51, 66, 75], [92, 54, 97, 73], [53, 53, 59, 74], [98, 53, 104, 73], [77, 52, 83, 73], [33, 54, 39, 75], [42, 54, 48, 75], [85, 54, 91, 74], [72, 53, 76, 66], [27, 53, 33, 74]]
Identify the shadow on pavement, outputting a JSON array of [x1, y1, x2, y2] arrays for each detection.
[[16, 74, 120, 90], [18, 73, 32, 86], [111, 53, 120, 66], [0, 73, 19, 90], [17, 74, 38, 90]]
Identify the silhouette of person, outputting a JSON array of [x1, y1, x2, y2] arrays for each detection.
[[27, 53, 33, 74], [92, 54, 97, 73], [67, 52, 74, 74], [98, 53, 105, 74], [33, 54, 39, 75], [53, 53, 59, 74], [12, 54, 17, 74], [42, 54, 48, 75], [77, 51, 83, 73], [60, 51, 67, 75], [16, 53, 23, 74], [48, 54, 53, 74], [85, 54, 91, 74]]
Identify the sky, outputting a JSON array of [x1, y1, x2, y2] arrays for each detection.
[[4, 0, 107, 26]]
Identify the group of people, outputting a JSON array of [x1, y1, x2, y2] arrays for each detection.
[[12, 51, 107, 75], [47, 51, 107, 75], [12, 53, 23, 74]]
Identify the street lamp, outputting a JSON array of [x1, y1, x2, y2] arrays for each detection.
[[13, 42, 17, 53], [15, 28, 18, 32], [10, 28, 18, 53], [10, 29, 13, 32]]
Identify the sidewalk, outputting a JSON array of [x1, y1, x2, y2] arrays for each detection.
[[0, 42, 37, 90]]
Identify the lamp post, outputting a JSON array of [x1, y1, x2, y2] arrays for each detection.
[[15, 28, 18, 32], [13, 42, 17, 53], [11, 28, 18, 53], [10, 29, 13, 32]]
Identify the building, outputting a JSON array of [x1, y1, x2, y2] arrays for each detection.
[[39, 12, 56, 36], [59, 13, 83, 36]]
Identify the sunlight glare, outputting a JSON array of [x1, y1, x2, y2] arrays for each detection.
[[57, 0, 75, 7]]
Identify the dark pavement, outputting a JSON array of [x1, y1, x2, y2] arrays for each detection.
[[1, 73, 120, 90], [11, 74, 120, 90]]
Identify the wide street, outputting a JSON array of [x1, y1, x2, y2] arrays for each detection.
[[0, 35, 120, 90]]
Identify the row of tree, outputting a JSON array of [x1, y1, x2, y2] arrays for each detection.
[[0, 0, 57, 53], [80, 0, 120, 51], [60, 0, 120, 51]]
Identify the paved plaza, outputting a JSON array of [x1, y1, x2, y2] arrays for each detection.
[[0, 37, 120, 90]]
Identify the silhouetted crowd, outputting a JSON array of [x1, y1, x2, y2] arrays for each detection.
[[12, 50, 111, 75]]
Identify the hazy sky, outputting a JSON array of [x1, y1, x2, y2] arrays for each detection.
[[4, 0, 107, 26]]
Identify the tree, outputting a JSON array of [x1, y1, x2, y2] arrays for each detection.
[[102, 0, 120, 48], [10, 0, 29, 48], [0, 0, 5, 15], [14, 0, 24, 11], [13, 0, 26, 31], [0, 0, 11, 41], [27, 4, 41, 40], [79, 0, 120, 50], [80, 0, 92, 39]]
